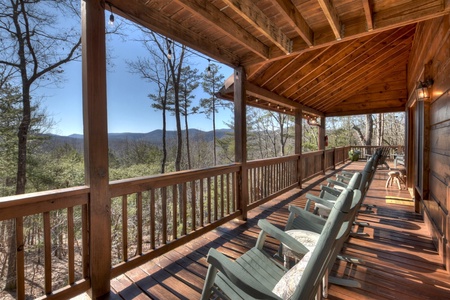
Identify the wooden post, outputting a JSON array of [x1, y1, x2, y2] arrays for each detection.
[[81, 0, 111, 297], [318, 117, 326, 174], [295, 109, 303, 188], [234, 66, 247, 221]]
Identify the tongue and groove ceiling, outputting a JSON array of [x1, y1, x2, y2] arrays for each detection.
[[109, 0, 450, 116]]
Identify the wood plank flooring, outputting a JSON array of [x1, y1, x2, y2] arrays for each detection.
[[89, 162, 450, 299]]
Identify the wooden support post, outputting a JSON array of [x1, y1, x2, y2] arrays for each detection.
[[234, 66, 247, 221], [81, 0, 111, 297], [295, 109, 303, 188], [318, 117, 326, 174]]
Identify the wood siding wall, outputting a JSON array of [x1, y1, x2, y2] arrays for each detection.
[[408, 15, 450, 271]]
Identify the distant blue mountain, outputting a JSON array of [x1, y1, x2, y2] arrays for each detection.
[[42, 129, 233, 151]]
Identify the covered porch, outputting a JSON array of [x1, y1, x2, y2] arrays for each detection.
[[106, 161, 450, 299], [1, 0, 450, 299]]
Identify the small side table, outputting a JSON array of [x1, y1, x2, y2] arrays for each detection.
[[386, 171, 405, 190]]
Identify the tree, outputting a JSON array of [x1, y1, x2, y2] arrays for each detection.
[[200, 64, 227, 165], [0, 0, 81, 291], [165, 40, 186, 172], [0, 0, 81, 194], [0, 84, 22, 197], [127, 31, 172, 173], [353, 114, 374, 147], [179, 66, 200, 169]]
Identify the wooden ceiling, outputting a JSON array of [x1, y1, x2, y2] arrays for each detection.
[[108, 0, 450, 117]]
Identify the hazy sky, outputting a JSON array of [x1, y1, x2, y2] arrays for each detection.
[[40, 15, 234, 136]]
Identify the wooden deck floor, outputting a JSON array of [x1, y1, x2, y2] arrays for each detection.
[[99, 162, 450, 299]]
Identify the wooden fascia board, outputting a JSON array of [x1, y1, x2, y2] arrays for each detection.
[[222, 0, 293, 55], [373, 0, 448, 29], [245, 82, 323, 117], [109, 1, 240, 66], [272, 0, 314, 46], [325, 106, 405, 117], [174, 0, 269, 60], [317, 0, 342, 40], [362, 0, 374, 31]]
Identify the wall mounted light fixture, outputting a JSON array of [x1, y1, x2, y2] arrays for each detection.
[[416, 78, 434, 101], [307, 116, 320, 126]]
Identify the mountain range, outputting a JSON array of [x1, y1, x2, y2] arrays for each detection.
[[44, 128, 233, 152]]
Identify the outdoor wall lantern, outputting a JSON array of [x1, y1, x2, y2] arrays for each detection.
[[416, 78, 434, 101], [307, 115, 320, 126]]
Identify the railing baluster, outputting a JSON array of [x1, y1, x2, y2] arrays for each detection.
[[214, 176, 218, 221], [220, 174, 224, 218], [192, 180, 196, 231], [172, 185, 177, 240], [68, 207, 75, 284], [150, 189, 155, 249], [226, 173, 230, 215], [16, 217, 25, 300], [122, 195, 128, 261], [200, 178, 204, 227], [162, 187, 167, 244], [82, 204, 89, 278], [207, 177, 211, 224], [137, 192, 142, 255], [182, 182, 187, 235], [43, 211, 52, 294]]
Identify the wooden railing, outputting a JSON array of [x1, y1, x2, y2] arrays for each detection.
[[0, 145, 403, 299], [0, 187, 90, 300], [108, 164, 242, 278], [247, 155, 299, 209]]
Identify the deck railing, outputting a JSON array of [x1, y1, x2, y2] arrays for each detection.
[[247, 155, 299, 209], [0, 145, 400, 299]]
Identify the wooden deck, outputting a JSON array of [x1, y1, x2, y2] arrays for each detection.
[[87, 162, 450, 299]]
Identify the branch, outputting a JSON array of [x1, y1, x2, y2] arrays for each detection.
[[30, 37, 81, 85]]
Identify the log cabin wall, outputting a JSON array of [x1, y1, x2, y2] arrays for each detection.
[[408, 15, 450, 271]]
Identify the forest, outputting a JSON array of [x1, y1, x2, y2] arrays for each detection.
[[0, 0, 405, 298]]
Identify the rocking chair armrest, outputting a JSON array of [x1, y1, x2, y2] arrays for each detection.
[[205, 248, 280, 300], [320, 185, 342, 198], [336, 174, 351, 183], [327, 179, 348, 188], [306, 193, 335, 209], [258, 219, 309, 256], [341, 170, 355, 177]]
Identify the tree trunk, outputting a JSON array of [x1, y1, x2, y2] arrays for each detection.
[[377, 113, 384, 146], [161, 105, 167, 174], [365, 114, 373, 146], [4, 219, 16, 291], [184, 110, 191, 169], [212, 98, 217, 166]]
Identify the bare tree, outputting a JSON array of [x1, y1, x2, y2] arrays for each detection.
[[200, 64, 226, 165], [353, 114, 374, 147], [179, 66, 200, 170], [0, 0, 81, 291], [127, 32, 172, 173]]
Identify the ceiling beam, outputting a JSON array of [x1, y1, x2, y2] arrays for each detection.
[[221, 0, 293, 55], [361, 0, 374, 31], [245, 82, 324, 117], [272, 0, 314, 47], [317, 0, 342, 40], [174, 0, 269, 60]]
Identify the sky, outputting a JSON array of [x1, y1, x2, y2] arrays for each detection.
[[40, 14, 234, 136]]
